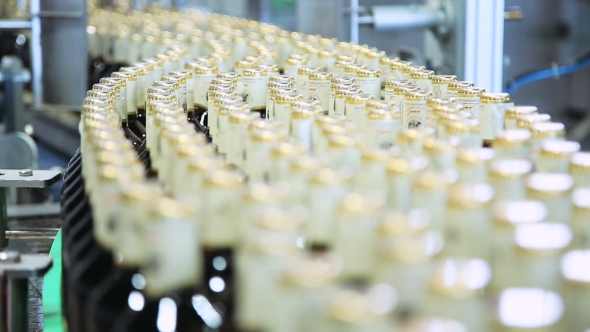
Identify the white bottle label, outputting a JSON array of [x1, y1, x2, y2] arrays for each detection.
[[479, 103, 503, 140], [365, 120, 397, 149], [194, 74, 216, 107], [308, 79, 330, 111], [357, 77, 381, 99], [297, 74, 310, 99], [432, 83, 447, 98], [384, 88, 394, 101], [143, 220, 200, 298], [228, 123, 249, 167], [274, 102, 292, 130], [416, 78, 432, 93], [202, 187, 242, 247], [328, 90, 336, 114], [457, 96, 480, 120], [243, 76, 266, 109], [403, 99, 426, 128], [334, 96, 347, 115], [346, 102, 367, 130]]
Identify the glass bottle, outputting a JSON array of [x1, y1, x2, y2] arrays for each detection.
[[571, 188, 590, 248], [488, 159, 532, 201], [493, 129, 531, 160], [431, 75, 458, 99], [561, 250, 590, 331], [242, 67, 268, 117], [443, 183, 494, 260], [411, 171, 449, 232], [504, 105, 537, 130], [422, 258, 492, 331], [493, 288, 564, 331], [526, 172, 573, 223], [305, 168, 346, 251], [570, 152, 590, 187], [490, 200, 548, 294], [536, 140, 580, 173], [410, 69, 434, 93], [446, 81, 474, 98], [201, 169, 246, 327]]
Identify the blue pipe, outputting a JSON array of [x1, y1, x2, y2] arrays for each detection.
[[505, 55, 590, 94]]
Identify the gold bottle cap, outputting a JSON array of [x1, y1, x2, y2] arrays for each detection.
[[327, 287, 395, 323], [527, 173, 573, 195], [254, 205, 306, 230], [153, 80, 180, 91], [133, 61, 154, 72], [404, 91, 428, 101], [291, 107, 315, 119], [489, 159, 532, 178], [398, 317, 467, 332], [381, 231, 444, 263], [156, 197, 196, 219], [121, 182, 164, 203], [218, 103, 249, 115], [214, 95, 244, 109], [290, 155, 321, 173], [397, 128, 432, 143], [93, 83, 120, 94], [494, 200, 547, 226], [338, 192, 384, 214], [505, 106, 538, 119], [275, 92, 303, 104], [367, 109, 392, 121], [147, 85, 174, 95], [284, 58, 305, 67], [515, 222, 572, 253], [356, 69, 380, 78], [309, 71, 333, 80], [402, 65, 425, 75], [378, 56, 396, 66], [386, 157, 411, 174], [87, 90, 116, 99], [346, 93, 375, 104], [327, 133, 357, 148], [366, 100, 390, 111], [389, 60, 412, 70], [384, 79, 413, 89], [210, 78, 237, 87], [100, 77, 126, 88], [409, 70, 435, 79], [310, 167, 342, 185], [83, 97, 114, 106], [269, 75, 295, 84], [423, 138, 455, 155], [430, 258, 491, 298], [281, 252, 342, 288], [193, 65, 219, 75], [496, 288, 564, 327], [335, 88, 357, 99], [251, 128, 286, 143], [515, 113, 551, 129], [494, 130, 531, 147], [540, 140, 580, 158], [204, 169, 244, 188], [457, 87, 485, 97], [161, 74, 187, 85], [297, 66, 319, 76], [480, 92, 505, 104], [447, 81, 475, 91], [426, 98, 449, 108], [146, 92, 176, 103], [448, 183, 494, 208], [333, 60, 351, 69], [243, 67, 267, 77], [394, 86, 420, 95], [432, 75, 458, 84], [431, 105, 453, 117], [379, 208, 432, 235], [444, 120, 470, 135], [530, 122, 566, 139], [270, 142, 306, 158], [570, 152, 590, 173], [248, 119, 282, 133]]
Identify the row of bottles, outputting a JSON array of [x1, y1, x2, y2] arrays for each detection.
[[60, 3, 590, 331]]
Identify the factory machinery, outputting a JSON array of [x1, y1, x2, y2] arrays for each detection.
[[2, 1, 590, 331]]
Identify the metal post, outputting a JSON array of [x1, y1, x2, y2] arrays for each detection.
[[7, 278, 28, 332], [0, 188, 6, 249], [1, 57, 26, 133], [30, 0, 43, 108], [350, 0, 359, 44], [0, 251, 53, 332]]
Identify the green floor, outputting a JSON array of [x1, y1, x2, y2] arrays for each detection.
[[42, 229, 65, 332]]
